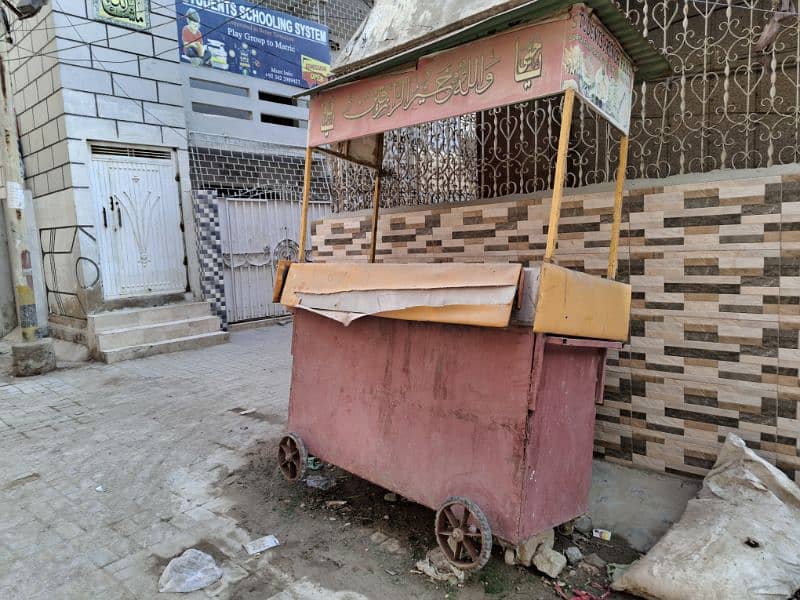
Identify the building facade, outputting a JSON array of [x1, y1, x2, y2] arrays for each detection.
[[5, 0, 208, 357], [2, 0, 367, 356]]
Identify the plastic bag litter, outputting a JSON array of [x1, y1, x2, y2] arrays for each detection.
[[158, 548, 223, 593], [612, 433, 800, 600]]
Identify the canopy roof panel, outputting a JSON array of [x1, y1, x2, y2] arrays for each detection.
[[326, 0, 669, 90]]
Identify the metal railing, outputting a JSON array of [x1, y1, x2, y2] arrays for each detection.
[[330, 1, 800, 212]]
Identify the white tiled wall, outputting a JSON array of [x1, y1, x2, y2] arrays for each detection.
[[9, 1, 191, 200]]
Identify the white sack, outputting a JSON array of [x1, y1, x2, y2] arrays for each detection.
[[612, 433, 800, 600]]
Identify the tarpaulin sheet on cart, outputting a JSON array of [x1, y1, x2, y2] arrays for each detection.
[[279, 263, 522, 327]]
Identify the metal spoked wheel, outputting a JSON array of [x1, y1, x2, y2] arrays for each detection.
[[435, 496, 493, 571], [277, 433, 307, 482]]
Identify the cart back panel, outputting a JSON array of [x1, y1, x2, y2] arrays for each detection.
[[518, 337, 607, 540], [289, 310, 534, 541]]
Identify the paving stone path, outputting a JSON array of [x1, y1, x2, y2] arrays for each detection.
[[0, 327, 295, 599]]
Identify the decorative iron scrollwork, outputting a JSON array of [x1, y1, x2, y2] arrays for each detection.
[[329, 1, 800, 212]]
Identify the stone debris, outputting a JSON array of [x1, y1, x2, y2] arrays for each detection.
[[584, 553, 607, 569], [503, 547, 516, 566], [11, 339, 56, 377], [574, 515, 593, 534], [414, 548, 465, 585], [514, 528, 554, 567], [564, 546, 583, 565], [383, 492, 398, 503], [578, 562, 601, 577], [158, 549, 222, 593], [532, 546, 567, 579]]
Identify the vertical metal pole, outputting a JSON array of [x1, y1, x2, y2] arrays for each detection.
[[0, 44, 37, 340], [368, 134, 385, 264], [224, 198, 237, 323], [607, 135, 629, 280], [543, 87, 576, 263], [298, 145, 313, 262]]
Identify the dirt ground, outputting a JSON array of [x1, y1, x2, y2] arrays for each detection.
[[222, 432, 640, 599]]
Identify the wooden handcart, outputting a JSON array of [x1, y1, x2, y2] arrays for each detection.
[[274, 1, 668, 571]]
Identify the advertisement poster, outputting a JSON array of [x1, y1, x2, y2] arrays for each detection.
[[175, 0, 331, 89]]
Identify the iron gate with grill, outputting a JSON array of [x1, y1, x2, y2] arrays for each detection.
[[219, 188, 329, 323]]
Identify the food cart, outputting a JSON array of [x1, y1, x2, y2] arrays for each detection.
[[273, 1, 668, 571]]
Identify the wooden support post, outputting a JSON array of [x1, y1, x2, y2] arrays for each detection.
[[368, 134, 385, 263], [298, 145, 314, 262], [607, 135, 629, 280], [543, 87, 576, 263]]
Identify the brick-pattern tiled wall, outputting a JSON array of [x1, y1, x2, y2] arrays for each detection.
[[189, 146, 329, 200], [310, 172, 800, 482]]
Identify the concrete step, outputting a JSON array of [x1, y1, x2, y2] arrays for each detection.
[[49, 320, 88, 346], [100, 331, 230, 364], [96, 316, 222, 351], [90, 302, 212, 332]]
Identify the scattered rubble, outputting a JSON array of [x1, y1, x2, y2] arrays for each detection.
[[158, 549, 222, 593], [573, 515, 592, 534], [383, 492, 398, 503], [583, 553, 606, 570], [577, 562, 601, 577], [414, 548, 465, 585], [564, 546, 583, 565], [533, 546, 567, 578], [514, 528, 554, 567]]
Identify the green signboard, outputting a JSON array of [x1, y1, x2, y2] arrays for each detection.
[[94, 0, 151, 30]]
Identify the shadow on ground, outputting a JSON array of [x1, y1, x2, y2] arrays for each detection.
[[222, 433, 640, 599]]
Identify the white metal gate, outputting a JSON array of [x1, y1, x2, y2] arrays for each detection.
[[90, 147, 187, 299], [219, 189, 328, 323]]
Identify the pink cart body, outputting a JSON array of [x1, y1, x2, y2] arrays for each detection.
[[288, 309, 619, 544]]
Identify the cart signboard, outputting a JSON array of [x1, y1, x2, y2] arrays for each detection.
[[562, 8, 634, 134], [308, 4, 634, 146]]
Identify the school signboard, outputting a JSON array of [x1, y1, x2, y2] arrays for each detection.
[[176, 0, 331, 89]]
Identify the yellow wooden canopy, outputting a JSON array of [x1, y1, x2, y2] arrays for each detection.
[[276, 262, 631, 341]]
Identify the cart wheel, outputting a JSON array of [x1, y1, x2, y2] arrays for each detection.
[[278, 433, 307, 482], [435, 496, 492, 571]]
